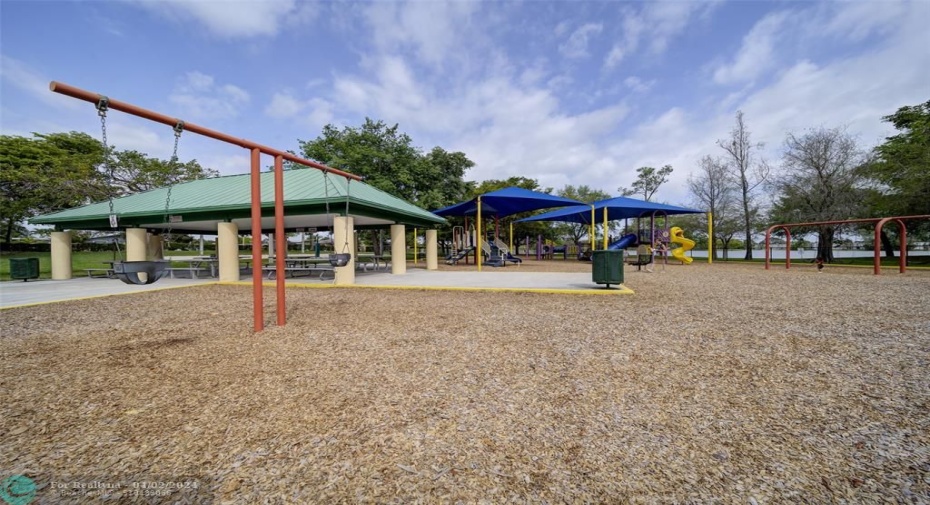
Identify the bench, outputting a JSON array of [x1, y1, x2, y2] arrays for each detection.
[[85, 268, 115, 279], [626, 245, 654, 270], [167, 267, 212, 279], [263, 266, 334, 280]]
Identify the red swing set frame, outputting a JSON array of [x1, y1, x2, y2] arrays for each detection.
[[50, 81, 362, 332]]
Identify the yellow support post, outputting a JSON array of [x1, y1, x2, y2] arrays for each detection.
[[477, 197, 482, 272], [590, 205, 595, 251], [509, 221, 513, 253], [707, 211, 713, 264], [602, 207, 608, 250]]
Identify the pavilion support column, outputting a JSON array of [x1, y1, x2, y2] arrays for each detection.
[[217, 222, 240, 282], [126, 228, 149, 282], [334, 216, 355, 285], [426, 229, 438, 271], [391, 224, 406, 275], [126, 228, 148, 262], [51, 231, 72, 280], [147, 233, 164, 260]]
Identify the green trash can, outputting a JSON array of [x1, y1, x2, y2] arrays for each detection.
[[592, 250, 624, 288], [10, 257, 40, 281]]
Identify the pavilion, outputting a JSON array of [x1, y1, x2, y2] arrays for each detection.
[[31, 169, 446, 285]]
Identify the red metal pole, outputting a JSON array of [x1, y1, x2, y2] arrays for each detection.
[[764, 227, 772, 270], [251, 148, 264, 332], [898, 219, 907, 274], [274, 155, 286, 326], [49, 81, 361, 181], [785, 229, 792, 270]]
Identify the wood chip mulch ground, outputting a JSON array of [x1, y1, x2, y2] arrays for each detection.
[[1, 262, 928, 503]]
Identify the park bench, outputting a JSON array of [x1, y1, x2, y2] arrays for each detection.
[[85, 268, 115, 279]]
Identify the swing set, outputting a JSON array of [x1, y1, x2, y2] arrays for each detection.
[[50, 81, 362, 332]]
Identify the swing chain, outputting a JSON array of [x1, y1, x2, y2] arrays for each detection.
[[96, 96, 117, 227], [343, 179, 351, 253], [162, 122, 184, 243]]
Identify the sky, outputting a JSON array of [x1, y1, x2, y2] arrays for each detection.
[[2, 0, 928, 208]]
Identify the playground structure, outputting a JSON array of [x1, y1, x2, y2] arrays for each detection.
[[764, 215, 930, 275], [48, 81, 363, 332]]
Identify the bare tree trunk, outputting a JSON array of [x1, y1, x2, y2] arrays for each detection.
[[3, 218, 13, 245], [880, 230, 896, 258], [817, 226, 835, 262]]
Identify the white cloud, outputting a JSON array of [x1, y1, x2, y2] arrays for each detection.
[[168, 71, 250, 121], [623, 76, 654, 93], [264, 92, 303, 119], [132, 0, 317, 38], [604, 2, 716, 71], [364, 1, 480, 68], [713, 11, 789, 85], [559, 23, 603, 59], [0, 55, 79, 110]]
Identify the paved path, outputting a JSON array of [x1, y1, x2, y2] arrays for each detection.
[[1, 269, 628, 309], [0, 277, 214, 309]]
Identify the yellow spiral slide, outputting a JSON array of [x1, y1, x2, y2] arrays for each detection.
[[669, 226, 695, 264]]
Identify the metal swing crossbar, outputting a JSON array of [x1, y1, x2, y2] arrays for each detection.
[[50, 81, 362, 332]]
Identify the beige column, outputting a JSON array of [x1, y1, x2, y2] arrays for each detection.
[[126, 228, 148, 261], [426, 229, 438, 270], [125, 228, 149, 281], [217, 222, 240, 282], [391, 224, 406, 275], [334, 216, 355, 285], [50, 231, 72, 280], [147, 233, 164, 260]]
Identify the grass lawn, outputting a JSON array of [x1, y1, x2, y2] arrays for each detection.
[[0, 250, 214, 281]]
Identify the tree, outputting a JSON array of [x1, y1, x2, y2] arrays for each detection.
[[108, 150, 217, 195], [298, 118, 471, 210], [413, 147, 473, 211], [718, 111, 769, 260], [860, 100, 930, 217], [618, 165, 673, 201], [771, 126, 868, 262], [0, 132, 106, 244], [687, 155, 741, 259], [556, 184, 612, 247]]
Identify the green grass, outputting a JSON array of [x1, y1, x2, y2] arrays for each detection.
[[0, 250, 216, 281]]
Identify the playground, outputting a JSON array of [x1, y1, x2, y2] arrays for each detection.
[[2, 262, 928, 503]]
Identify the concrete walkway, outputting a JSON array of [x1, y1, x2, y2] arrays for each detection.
[[1, 269, 629, 309], [0, 277, 214, 309]]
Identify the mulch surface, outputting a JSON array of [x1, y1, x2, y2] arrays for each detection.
[[1, 262, 928, 503]]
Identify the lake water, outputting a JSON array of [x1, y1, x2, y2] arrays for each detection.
[[687, 249, 930, 260]]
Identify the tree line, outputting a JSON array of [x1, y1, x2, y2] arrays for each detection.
[[4, 101, 926, 260], [687, 101, 929, 262]]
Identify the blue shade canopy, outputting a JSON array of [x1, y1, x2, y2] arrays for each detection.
[[515, 196, 704, 224], [433, 187, 584, 218]]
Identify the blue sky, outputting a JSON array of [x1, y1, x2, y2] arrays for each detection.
[[2, 0, 928, 207]]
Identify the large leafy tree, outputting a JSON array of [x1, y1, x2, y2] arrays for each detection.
[[619, 165, 673, 201], [771, 126, 868, 262], [298, 118, 471, 210], [1, 132, 106, 244], [109, 150, 217, 195], [0, 131, 218, 244], [860, 100, 930, 217]]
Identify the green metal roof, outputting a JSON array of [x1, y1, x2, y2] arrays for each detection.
[[31, 169, 446, 232]]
